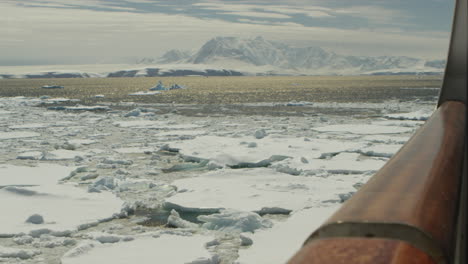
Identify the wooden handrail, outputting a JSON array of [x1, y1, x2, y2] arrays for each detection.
[[288, 101, 466, 264], [288, 0, 467, 262], [289, 238, 437, 264]]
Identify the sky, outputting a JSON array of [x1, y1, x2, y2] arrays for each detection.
[[0, 0, 455, 66]]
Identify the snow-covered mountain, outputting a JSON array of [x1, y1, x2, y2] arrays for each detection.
[[0, 36, 445, 79], [141, 36, 445, 75]]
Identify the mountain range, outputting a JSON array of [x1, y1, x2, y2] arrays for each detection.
[[0, 36, 445, 79], [139, 36, 445, 76]]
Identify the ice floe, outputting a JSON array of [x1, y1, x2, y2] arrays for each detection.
[[129, 91, 161, 96], [199, 209, 272, 233], [48, 105, 110, 111], [0, 131, 40, 140], [275, 152, 386, 174], [17, 151, 43, 160], [41, 149, 88, 160], [354, 144, 403, 158], [237, 206, 339, 264], [384, 109, 433, 121], [114, 147, 155, 154], [114, 120, 203, 130], [165, 168, 354, 213], [0, 164, 123, 235], [9, 123, 49, 129], [372, 120, 424, 127], [362, 135, 410, 144], [61, 234, 215, 264], [169, 135, 362, 167], [67, 139, 97, 146], [312, 124, 414, 134], [0, 245, 41, 260]]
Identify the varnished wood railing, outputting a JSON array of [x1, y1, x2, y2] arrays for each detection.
[[288, 0, 467, 262], [288, 101, 466, 264]]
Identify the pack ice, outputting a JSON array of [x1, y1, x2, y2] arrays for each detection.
[[0, 96, 432, 263]]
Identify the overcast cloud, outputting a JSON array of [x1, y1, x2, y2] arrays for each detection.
[[0, 0, 455, 65]]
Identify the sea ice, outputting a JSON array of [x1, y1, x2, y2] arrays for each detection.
[[384, 109, 433, 121], [9, 123, 49, 129], [157, 130, 206, 137], [372, 120, 424, 127], [61, 235, 215, 264], [169, 135, 362, 167], [41, 149, 88, 160], [0, 131, 40, 140], [312, 124, 414, 134], [149, 81, 166, 91], [64, 105, 110, 111], [165, 168, 353, 213], [114, 147, 155, 154], [198, 209, 272, 233], [354, 144, 403, 158], [167, 209, 199, 229], [129, 91, 161, 96], [0, 245, 41, 260], [25, 214, 45, 224], [0, 164, 70, 186], [16, 151, 43, 160], [0, 164, 123, 235], [33, 235, 76, 248], [67, 139, 97, 146], [362, 135, 410, 144], [275, 152, 386, 174], [84, 232, 132, 244], [124, 108, 141, 117], [237, 206, 339, 264], [114, 120, 203, 130], [254, 129, 267, 139]]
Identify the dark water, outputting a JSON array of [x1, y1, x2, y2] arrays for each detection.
[[0, 76, 441, 116]]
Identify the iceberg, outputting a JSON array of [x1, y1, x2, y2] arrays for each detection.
[[149, 80, 166, 91]]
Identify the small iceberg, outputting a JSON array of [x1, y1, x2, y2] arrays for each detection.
[[149, 81, 186, 91], [169, 84, 185, 90], [149, 81, 166, 91], [41, 85, 64, 89]]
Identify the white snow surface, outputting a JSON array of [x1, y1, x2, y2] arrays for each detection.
[[0, 164, 123, 235], [312, 124, 414, 134], [61, 234, 214, 264], [237, 206, 340, 264], [165, 168, 354, 212], [169, 135, 362, 166], [0, 131, 40, 140], [67, 139, 97, 145], [276, 152, 387, 174]]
